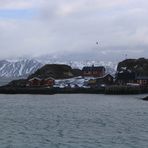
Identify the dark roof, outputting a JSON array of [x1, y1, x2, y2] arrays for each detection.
[[45, 77, 55, 80], [29, 77, 42, 81], [116, 72, 135, 80], [96, 74, 114, 79], [82, 66, 105, 71], [136, 76, 148, 80]]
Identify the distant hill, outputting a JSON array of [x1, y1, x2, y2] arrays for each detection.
[[28, 64, 82, 79], [117, 58, 148, 76]]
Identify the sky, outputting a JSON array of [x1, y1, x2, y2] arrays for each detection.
[[0, 0, 148, 61]]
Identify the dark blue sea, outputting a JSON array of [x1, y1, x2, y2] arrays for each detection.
[[0, 94, 148, 148]]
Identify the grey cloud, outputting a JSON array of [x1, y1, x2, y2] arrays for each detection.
[[0, 0, 148, 60], [0, 0, 33, 9]]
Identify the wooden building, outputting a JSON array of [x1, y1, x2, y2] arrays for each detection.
[[82, 65, 105, 77], [116, 71, 148, 86], [96, 74, 114, 85], [88, 74, 114, 88], [28, 77, 55, 87], [28, 77, 42, 87], [41, 77, 55, 87], [136, 76, 148, 86]]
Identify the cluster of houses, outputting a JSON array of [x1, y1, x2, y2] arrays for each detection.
[[82, 65, 114, 88], [26, 65, 148, 88], [26, 65, 113, 88], [27, 77, 55, 87], [116, 71, 148, 86]]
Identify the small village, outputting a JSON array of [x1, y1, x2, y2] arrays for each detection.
[[26, 64, 148, 89], [26, 65, 113, 88], [1, 58, 148, 95]]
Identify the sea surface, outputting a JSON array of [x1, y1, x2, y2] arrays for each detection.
[[0, 94, 148, 148]]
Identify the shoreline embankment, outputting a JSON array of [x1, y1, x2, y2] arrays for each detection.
[[0, 86, 148, 95]]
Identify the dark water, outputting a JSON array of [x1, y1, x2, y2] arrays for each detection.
[[0, 94, 148, 148]]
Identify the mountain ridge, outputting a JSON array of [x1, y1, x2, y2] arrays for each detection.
[[0, 58, 117, 78]]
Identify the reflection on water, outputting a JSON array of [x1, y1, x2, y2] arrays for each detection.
[[0, 94, 148, 148]]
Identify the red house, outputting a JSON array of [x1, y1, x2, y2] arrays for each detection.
[[28, 77, 42, 87], [82, 65, 105, 77], [41, 77, 55, 87], [27, 77, 55, 87]]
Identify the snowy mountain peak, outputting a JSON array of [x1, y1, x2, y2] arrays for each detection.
[[0, 58, 117, 78], [0, 59, 43, 78]]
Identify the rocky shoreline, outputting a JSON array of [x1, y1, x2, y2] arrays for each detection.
[[0, 87, 55, 95], [0, 86, 104, 95], [0, 85, 148, 95]]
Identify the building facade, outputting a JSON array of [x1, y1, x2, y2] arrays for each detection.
[[88, 74, 114, 88], [27, 77, 55, 87], [82, 65, 105, 77]]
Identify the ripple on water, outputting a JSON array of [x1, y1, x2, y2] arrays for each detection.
[[0, 94, 148, 148]]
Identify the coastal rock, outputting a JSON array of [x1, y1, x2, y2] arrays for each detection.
[[7, 79, 27, 88], [142, 96, 148, 101], [117, 58, 148, 76], [28, 64, 82, 79]]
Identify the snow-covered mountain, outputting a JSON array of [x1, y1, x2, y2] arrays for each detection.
[[0, 58, 117, 78], [0, 59, 43, 78]]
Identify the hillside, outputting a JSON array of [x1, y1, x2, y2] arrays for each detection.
[[28, 64, 82, 79], [117, 58, 148, 76]]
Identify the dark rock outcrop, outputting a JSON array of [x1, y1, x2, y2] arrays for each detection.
[[7, 79, 27, 88], [28, 64, 81, 80], [117, 58, 148, 76], [142, 96, 148, 101]]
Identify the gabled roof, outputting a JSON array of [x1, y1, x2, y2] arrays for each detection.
[[28, 77, 42, 81], [136, 76, 148, 80], [96, 74, 114, 80], [44, 77, 55, 80]]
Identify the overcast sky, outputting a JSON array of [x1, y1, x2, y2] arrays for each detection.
[[0, 0, 148, 61]]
